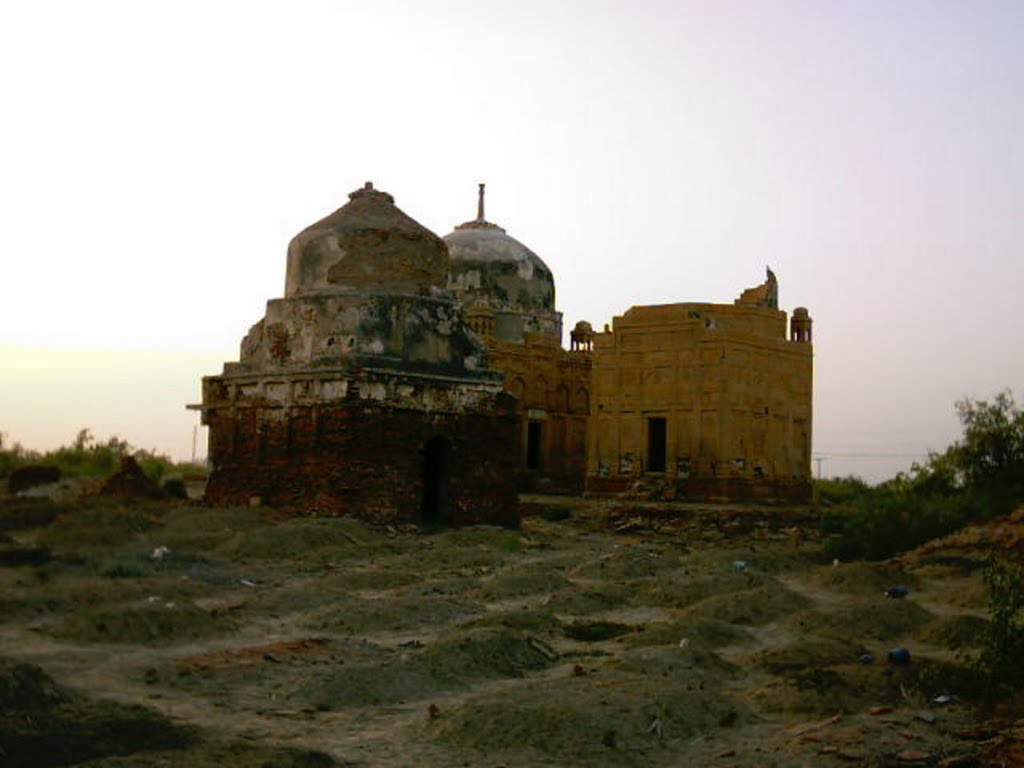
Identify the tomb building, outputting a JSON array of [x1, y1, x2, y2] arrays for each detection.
[[585, 269, 813, 502], [194, 182, 519, 525]]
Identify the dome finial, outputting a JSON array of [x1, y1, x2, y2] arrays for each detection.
[[477, 182, 485, 221]]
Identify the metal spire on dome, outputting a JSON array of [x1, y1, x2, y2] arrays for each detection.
[[454, 182, 504, 232]]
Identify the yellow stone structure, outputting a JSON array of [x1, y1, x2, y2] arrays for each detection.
[[584, 269, 813, 502]]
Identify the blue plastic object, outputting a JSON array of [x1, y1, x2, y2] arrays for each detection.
[[887, 647, 911, 665]]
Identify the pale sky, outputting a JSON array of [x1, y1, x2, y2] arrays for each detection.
[[1, 1, 1021, 481]]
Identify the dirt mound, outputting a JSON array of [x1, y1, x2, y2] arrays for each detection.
[[38, 501, 161, 549], [0, 497, 70, 531], [620, 617, 753, 651], [544, 582, 633, 614], [746, 637, 869, 674], [477, 569, 574, 600], [427, 670, 744, 764], [228, 516, 379, 561], [903, 506, 1024, 566], [569, 546, 684, 580], [920, 614, 990, 650], [679, 584, 811, 626], [75, 744, 346, 768], [459, 608, 564, 634], [0, 656, 192, 768], [53, 600, 236, 645], [637, 570, 772, 610], [786, 598, 934, 642], [745, 663, 884, 714], [804, 560, 919, 598], [296, 628, 557, 710], [302, 593, 482, 634]]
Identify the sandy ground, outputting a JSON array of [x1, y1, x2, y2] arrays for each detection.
[[0, 494, 1020, 767]]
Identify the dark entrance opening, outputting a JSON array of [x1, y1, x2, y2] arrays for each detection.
[[526, 421, 543, 470], [647, 417, 667, 472], [422, 436, 452, 525]]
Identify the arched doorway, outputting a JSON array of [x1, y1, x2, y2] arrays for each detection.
[[422, 436, 452, 525]]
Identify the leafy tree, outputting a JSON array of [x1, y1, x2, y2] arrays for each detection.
[[821, 390, 1024, 561]]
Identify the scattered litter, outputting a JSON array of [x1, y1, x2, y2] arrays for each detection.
[[885, 586, 911, 599], [526, 636, 559, 662], [647, 717, 663, 737], [914, 711, 938, 724], [932, 694, 955, 706], [859, 653, 875, 664], [678, 637, 690, 650], [786, 712, 841, 737], [150, 546, 172, 561], [240, 579, 257, 588], [832, 558, 840, 567], [888, 647, 912, 666], [732, 560, 749, 571]]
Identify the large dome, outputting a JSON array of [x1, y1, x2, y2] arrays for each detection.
[[443, 185, 555, 314], [285, 182, 448, 297]]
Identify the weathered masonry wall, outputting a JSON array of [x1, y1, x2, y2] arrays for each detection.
[[486, 334, 591, 493], [585, 302, 813, 503], [201, 373, 519, 525]]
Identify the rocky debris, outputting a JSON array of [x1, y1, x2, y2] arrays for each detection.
[[97, 456, 165, 499]]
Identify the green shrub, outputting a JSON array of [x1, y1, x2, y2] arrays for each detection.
[[814, 475, 872, 506], [979, 554, 1024, 689], [0, 428, 190, 484]]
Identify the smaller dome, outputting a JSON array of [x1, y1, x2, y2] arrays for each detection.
[[285, 182, 448, 297], [573, 320, 594, 334], [444, 184, 555, 314]]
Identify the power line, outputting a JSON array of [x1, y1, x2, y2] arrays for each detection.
[[813, 451, 930, 459]]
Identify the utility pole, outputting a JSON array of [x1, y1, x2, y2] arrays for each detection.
[[814, 456, 824, 480], [191, 425, 198, 464]]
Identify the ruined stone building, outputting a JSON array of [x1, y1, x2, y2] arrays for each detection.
[[195, 183, 519, 525], [195, 182, 813, 524]]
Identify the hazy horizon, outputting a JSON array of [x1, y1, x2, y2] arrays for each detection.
[[2, 1, 1022, 483]]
